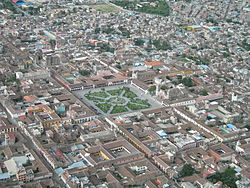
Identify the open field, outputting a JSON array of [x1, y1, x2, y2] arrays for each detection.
[[91, 4, 120, 12]]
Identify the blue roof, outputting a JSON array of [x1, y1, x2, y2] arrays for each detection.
[[208, 114, 216, 118], [67, 161, 85, 170], [57, 106, 65, 112], [125, 120, 132, 124], [163, 184, 170, 188], [200, 65, 210, 70], [128, 12, 135, 16], [189, 25, 201, 28], [209, 27, 219, 31], [13, 156, 28, 165], [127, 128, 133, 132], [234, 168, 242, 173], [71, 145, 77, 151], [55, 167, 64, 176], [16, 2, 32, 5], [77, 144, 85, 150], [227, 124, 235, 129], [0, 173, 10, 180], [156, 130, 168, 137], [243, 8, 250, 12], [152, 147, 158, 152], [188, 105, 197, 110]]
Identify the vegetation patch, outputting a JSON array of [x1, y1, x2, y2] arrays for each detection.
[[123, 90, 137, 99], [1, 0, 18, 14], [97, 103, 112, 113], [91, 4, 120, 12], [85, 95, 105, 102], [80, 69, 90, 76], [179, 164, 196, 177], [87, 91, 108, 98], [84, 87, 151, 114], [107, 89, 123, 96], [208, 168, 239, 188], [173, 75, 197, 87], [111, 105, 128, 114], [112, 0, 170, 16], [131, 99, 149, 106], [107, 97, 126, 105], [127, 103, 148, 111]]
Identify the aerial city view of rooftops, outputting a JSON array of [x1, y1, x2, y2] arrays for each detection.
[[0, 0, 249, 187]]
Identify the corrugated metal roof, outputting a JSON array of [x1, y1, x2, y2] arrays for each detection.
[[0, 173, 10, 180]]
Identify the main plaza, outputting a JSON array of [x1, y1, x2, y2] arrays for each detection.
[[73, 85, 161, 114]]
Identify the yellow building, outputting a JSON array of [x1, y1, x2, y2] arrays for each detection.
[[185, 25, 202, 31]]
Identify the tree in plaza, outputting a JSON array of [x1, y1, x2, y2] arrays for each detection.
[[209, 168, 239, 188], [160, 85, 167, 90], [179, 164, 196, 177], [148, 85, 156, 92], [134, 38, 145, 46], [80, 69, 90, 76]]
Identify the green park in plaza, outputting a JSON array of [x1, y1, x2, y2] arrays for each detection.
[[84, 87, 151, 114]]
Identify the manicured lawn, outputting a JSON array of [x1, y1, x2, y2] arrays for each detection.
[[107, 89, 123, 96], [97, 103, 112, 113], [127, 103, 148, 111], [91, 4, 119, 12], [123, 90, 137, 99], [88, 91, 108, 98], [111, 105, 128, 114], [107, 97, 126, 105], [85, 95, 105, 102], [131, 99, 149, 106]]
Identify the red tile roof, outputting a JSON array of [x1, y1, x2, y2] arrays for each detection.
[[145, 61, 164, 66], [24, 96, 35, 102], [8, 133, 15, 139]]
